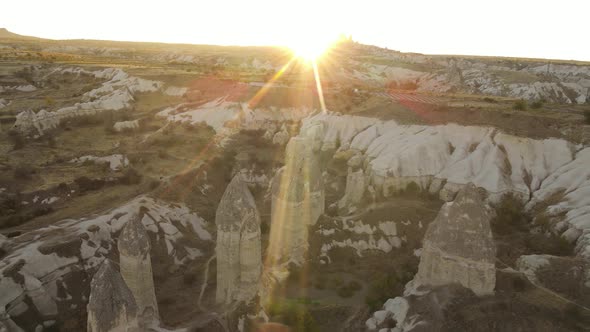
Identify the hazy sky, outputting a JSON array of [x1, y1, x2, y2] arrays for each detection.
[[1, 0, 588, 61]]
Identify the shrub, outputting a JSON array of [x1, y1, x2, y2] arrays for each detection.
[[8, 130, 25, 150], [584, 110, 590, 125], [266, 300, 319, 332], [403, 181, 420, 195], [74, 176, 105, 192], [183, 272, 197, 285], [315, 277, 326, 290], [337, 280, 362, 298], [119, 168, 142, 185], [14, 164, 34, 179], [483, 97, 497, 103], [530, 100, 544, 109], [337, 286, 355, 298], [525, 233, 573, 256], [365, 274, 403, 311], [513, 100, 527, 111], [491, 193, 529, 235]]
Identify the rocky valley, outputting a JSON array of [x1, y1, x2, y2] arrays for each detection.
[[0, 28, 589, 332]]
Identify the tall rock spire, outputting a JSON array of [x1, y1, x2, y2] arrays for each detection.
[[87, 259, 139, 332], [117, 216, 159, 321], [216, 174, 262, 304], [268, 122, 325, 265]]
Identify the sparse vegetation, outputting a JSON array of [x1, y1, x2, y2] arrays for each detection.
[[513, 100, 527, 111], [8, 130, 25, 150], [530, 100, 544, 109], [13, 164, 35, 180], [337, 280, 362, 298], [119, 168, 142, 185], [266, 299, 320, 332], [491, 193, 528, 235], [365, 263, 416, 311]]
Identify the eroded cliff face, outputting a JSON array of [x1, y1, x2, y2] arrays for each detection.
[[87, 260, 139, 332], [216, 174, 262, 305], [415, 184, 496, 295], [298, 113, 590, 259], [117, 217, 159, 322]]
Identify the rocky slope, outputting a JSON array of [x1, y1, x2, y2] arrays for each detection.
[[0, 196, 211, 331]]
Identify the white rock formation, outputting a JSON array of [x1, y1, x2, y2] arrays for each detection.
[[272, 124, 290, 145], [0, 85, 37, 93], [164, 86, 188, 96], [157, 96, 314, 135], [347, 54, 590, 103], [338, 155, 367, 214], [117, 217, 159, 321], [415, 184, 496, 295], [268, 129, 325, 265], [526, 147, 590, 258], [318, 219, 403, 262], [216, 174, 262, 304], [302, 113, 576, 202], [71, 154, 129, 171], [113, 120, 139, 132], [13, 67, 161, 135], [87, 259, 139, 332], [0, 98, 9, 109], [298, 113, 590, 258]]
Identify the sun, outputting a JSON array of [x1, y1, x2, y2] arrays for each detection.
[[289, 34, 336, 62]]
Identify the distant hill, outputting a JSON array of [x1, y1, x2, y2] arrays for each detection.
[[0, 28, 43, 40]]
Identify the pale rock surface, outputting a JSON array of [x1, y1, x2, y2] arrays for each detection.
[[338, 168, 366, 214], [272, 125, 290, 145], [87, 259, 139, 332], [117, 217, 159, 321], [216, 174, 262, 304], [0, 85, 37, 93], [526, 147, 590, 258], [157, 96, 313, 135], [516, 255, 550, 283], [113, 120, 139, 132], [71, 154, 129, 171], [164, 86, 188, 96], [517, 254, 590, 288], [415, 184, 496, 295], [318, 219, 402, 262]]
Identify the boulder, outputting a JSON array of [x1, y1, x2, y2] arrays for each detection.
[[415, 183, 496, 295]]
